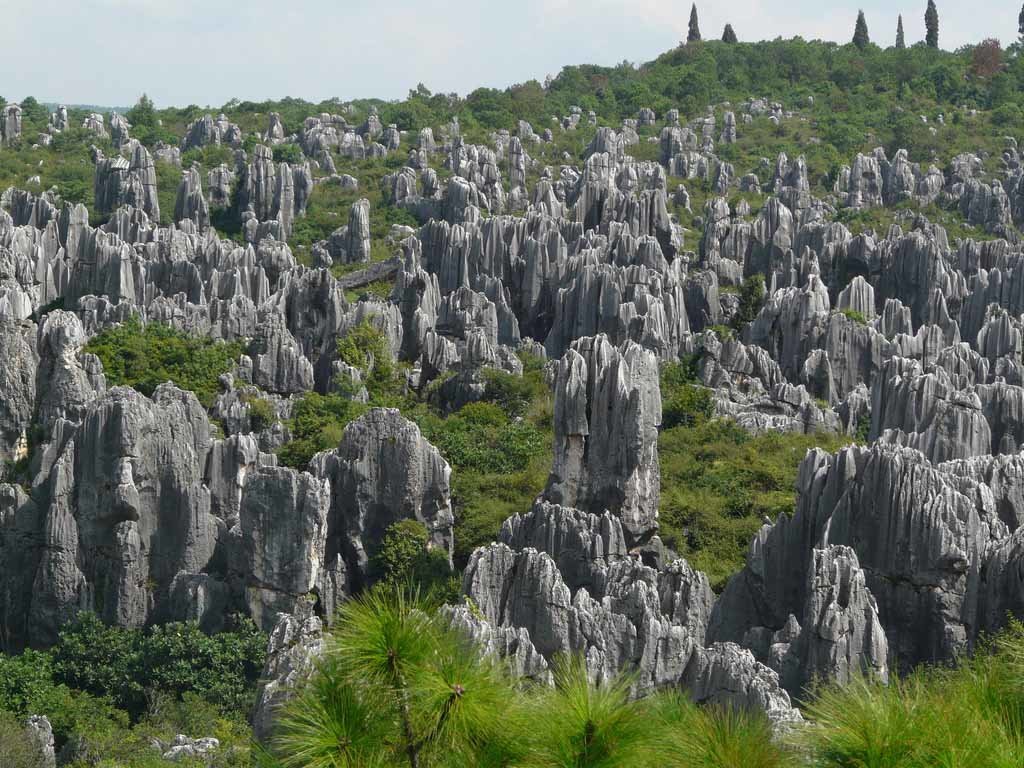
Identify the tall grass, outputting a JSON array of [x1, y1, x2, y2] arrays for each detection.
[[799, 620, 1024, 768], [272, 592, 1024, 768]]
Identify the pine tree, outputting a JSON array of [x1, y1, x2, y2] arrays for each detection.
[[722, 23, 738, 44], [925, 0, 939, 48], [853, 10, 870, 50], [1019, 3, 1024, 39], [896, 14, 906, 49], [687, 3, 702, 43]]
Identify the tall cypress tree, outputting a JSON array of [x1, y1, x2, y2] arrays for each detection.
[[896, 15, 906, 49], [722, 23, 738, 44], [925, 0, 939, 48], [853, 10, 870, 50], [1019, 3, 1024, 38], [687, 3, 702, 43]]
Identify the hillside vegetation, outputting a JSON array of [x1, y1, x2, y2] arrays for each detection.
[[3, 21, 1024, 767]]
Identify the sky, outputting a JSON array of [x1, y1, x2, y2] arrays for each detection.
[[0, 0, 1019, 109]]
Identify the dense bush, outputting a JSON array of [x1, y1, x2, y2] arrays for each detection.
[[277, 392, 369, 469], [0, 709, 46, 768], [659, 418, 849, 589], [415, 402, 547, 476], [0, 615, 264, 763], [800, 620, 1024, 766], [50, 613, 266, 719], [268, 593, 1024, 768], [268, 590, 794, 768], [336, 321, 400, 400], [733, 273, 766, 329], [373, 520, 460, 601], [661, 358, 713, 430], [85, 319, 244, 407]]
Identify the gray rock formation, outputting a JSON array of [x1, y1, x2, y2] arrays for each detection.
[[25, 715, 56, 768], [174, 167, 210, 230], [1, 105, 23, 146], [709, 442, 1003, 670], [309, 408, 454, 591], [544, 335, 662, 543], [252, 602, 325, 743], [327, 198, 372, 264]]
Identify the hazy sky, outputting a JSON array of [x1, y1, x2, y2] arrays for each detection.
[[1, 0, 1019, 108]]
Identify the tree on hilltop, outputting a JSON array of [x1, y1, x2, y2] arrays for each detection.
[[926, 0, 939, 48], [853, 10, 870, 50], [688, 3, 702, 43]]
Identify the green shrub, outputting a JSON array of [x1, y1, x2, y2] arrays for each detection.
[[481, 367, 540, 418], [272, 143, 304, 164], [374, 520, 430, 585], [651, 695, 790, 768], [855, 410, 872, 443], [336, 321, 401, 401], [839, 308, 868, 325], [0, 710, 47, 768], [277, 392, 369, 469], [85, 320, 244, 407], [659, 419, 849, 590], [661, 358, 714, 429], [733, 273, 766, 329], [0, 649, 57, 716], [415, 403, 547, 475], [800, 624, 1024, 766], [708, 324, 734, 341], [373, 520, 460, 602], [50, 613, 266, 721], [245, 396, 276, 432]]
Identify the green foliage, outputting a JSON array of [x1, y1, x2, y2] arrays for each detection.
[[800, 621, 1024, 766], [853, 11, 871, 50], [270, 591, 1024, 767], [733, 273, 766, 329], [126, 94, 157, 128], [50, 612, 266, 720], [527, 655, 662, 768], [855, 410, 872, 444], [839, 308, 868, 325], [480, 358, 547, 418], [85, 319, 243, 407], [415, 402, 547, 476], [343, 278, 394, 304], [245, 395, 276, 431], [0, 649, 57, 716], [925, 0, 939, 49], [272, 143, 304, 165], [0, 617, 263, 763], [661, 358, 713, 430], [722, 24, 738, 44], [373, 520, 459, 602], [274, 589, 522, 768], [277, 392, 368, 469], [336, 321, 401, 401], [0, 710, 45, 768], [659, 419, 849, 590], [708, 324, 734, 341], [651, 695, 790, 768]]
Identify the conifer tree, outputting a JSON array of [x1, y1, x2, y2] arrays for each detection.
[[926, 0, 939, 48], [896, 14, 906, 49], [853, 10, 870, 50], [722, 23, 738, 43], [1019, 3, 1024, 39], [687, 3, 702, 43]]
